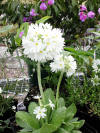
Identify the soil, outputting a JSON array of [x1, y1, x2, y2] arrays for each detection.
[[76, 105, 100, 133]]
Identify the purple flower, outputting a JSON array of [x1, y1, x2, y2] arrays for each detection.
[[40, 2, 47, 10], [98, 8, 100, 15], [30, 9, 35, 16], [79, 12, 87, 22], [30, 9, 38, 16], [19, 31, 24, 38], [87, 11, 95, 18], [48, 0, 54, 5], [23, 17, 27, 22], [80, 5, 87, 11], [40, 0, 46, 1]]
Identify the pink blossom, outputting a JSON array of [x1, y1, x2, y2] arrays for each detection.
[[19, 31, 24, 38], [98, 8, 100, 14], [40, 0, 46, 1], [87, 11, 95, 18], [40, 2, 47, 10], [30, 9, 38, 16], [48, 0, 54, 5], [80, 5, 87, 11], [79, 12, 87, 22]]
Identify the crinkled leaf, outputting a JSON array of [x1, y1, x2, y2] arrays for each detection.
[[51, 107, 66, 129], [40, 124, 57, 133], [72, 130, 82, 133], [58, 97, 65, 108], [65, 104, 77, 122], [72, 120, 85, 129], [57, 128, 70, 133], [18, 131, 31, 133], [16, 111, 39, 129], [28, 102, 38, 114], [44, 88, 55, 104]]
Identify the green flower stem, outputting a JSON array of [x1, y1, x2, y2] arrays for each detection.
[[37, 62, 45, 103], [56, 71, 64, 105]]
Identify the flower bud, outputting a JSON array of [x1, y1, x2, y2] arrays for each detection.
[[40, 2, 47, 10]]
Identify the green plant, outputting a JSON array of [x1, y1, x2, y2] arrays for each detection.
[[16, 89, 84, 133], [15, 17, 84, 133], [0, 95, 15, 117]]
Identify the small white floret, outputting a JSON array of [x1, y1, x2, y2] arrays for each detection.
[[34, 95, 42, 99], [49, 99, 55, 110], [33, 106, 47, 120]]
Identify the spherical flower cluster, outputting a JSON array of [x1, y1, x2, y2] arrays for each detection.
[[79, 5, 97, 22], [33, 106, 47, 120], [22, 23, 65, 62], [50, 54, 77, 77], [40, 0, 54, 10], [92, 59, 100, 73]]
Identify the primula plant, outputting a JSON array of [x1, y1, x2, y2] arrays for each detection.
[[16, 18, 84, 133]]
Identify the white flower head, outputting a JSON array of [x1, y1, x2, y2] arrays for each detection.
[[49, 99, 55, 110], [91, 75, 100, 86], [12, 106, 16, 110], [33, 106, 47, 120], [34, 95, 42, 100], [7, 95, 10, 98], [0, 87, 2, 94], [50, 53, 77, 77], [92, 59, 100, 73], [25, 89, 29, 92], [22, 23, 65, 62]]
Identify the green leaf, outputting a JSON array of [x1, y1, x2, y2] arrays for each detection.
[[36, 16, 52, 24], [18, 131, 31, 133], [58, 97, 65, 108], [57, 128, 70, 133], [20, 128, 32, 132], [72, 130, 82, 133], [40, 124, 57, 133], [28, 102, 38, 114], [32, 130, 40, 133], [16, 111, 39, 130], [64, 47, 93, 57], [63, 122, 74, 131], [51, 107, 66, 129], [15, 22, 29, 46], [44, 88, 55, 104], [65, 104, 77, 122], [72, 120, 85, 129]]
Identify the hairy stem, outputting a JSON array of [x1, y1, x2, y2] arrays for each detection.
[[56, 71, 64, 105], [37, 62, 45, 103]]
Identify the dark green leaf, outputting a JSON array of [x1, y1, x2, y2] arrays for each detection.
[[16, 111, 39, 129], [58, 97, 65, 108], [51, 107, 66, 129], [65, 104, 77, 122]]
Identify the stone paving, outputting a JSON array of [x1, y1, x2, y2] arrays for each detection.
[[0, 45, 29, 94], [0, 46, 28, 79]]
